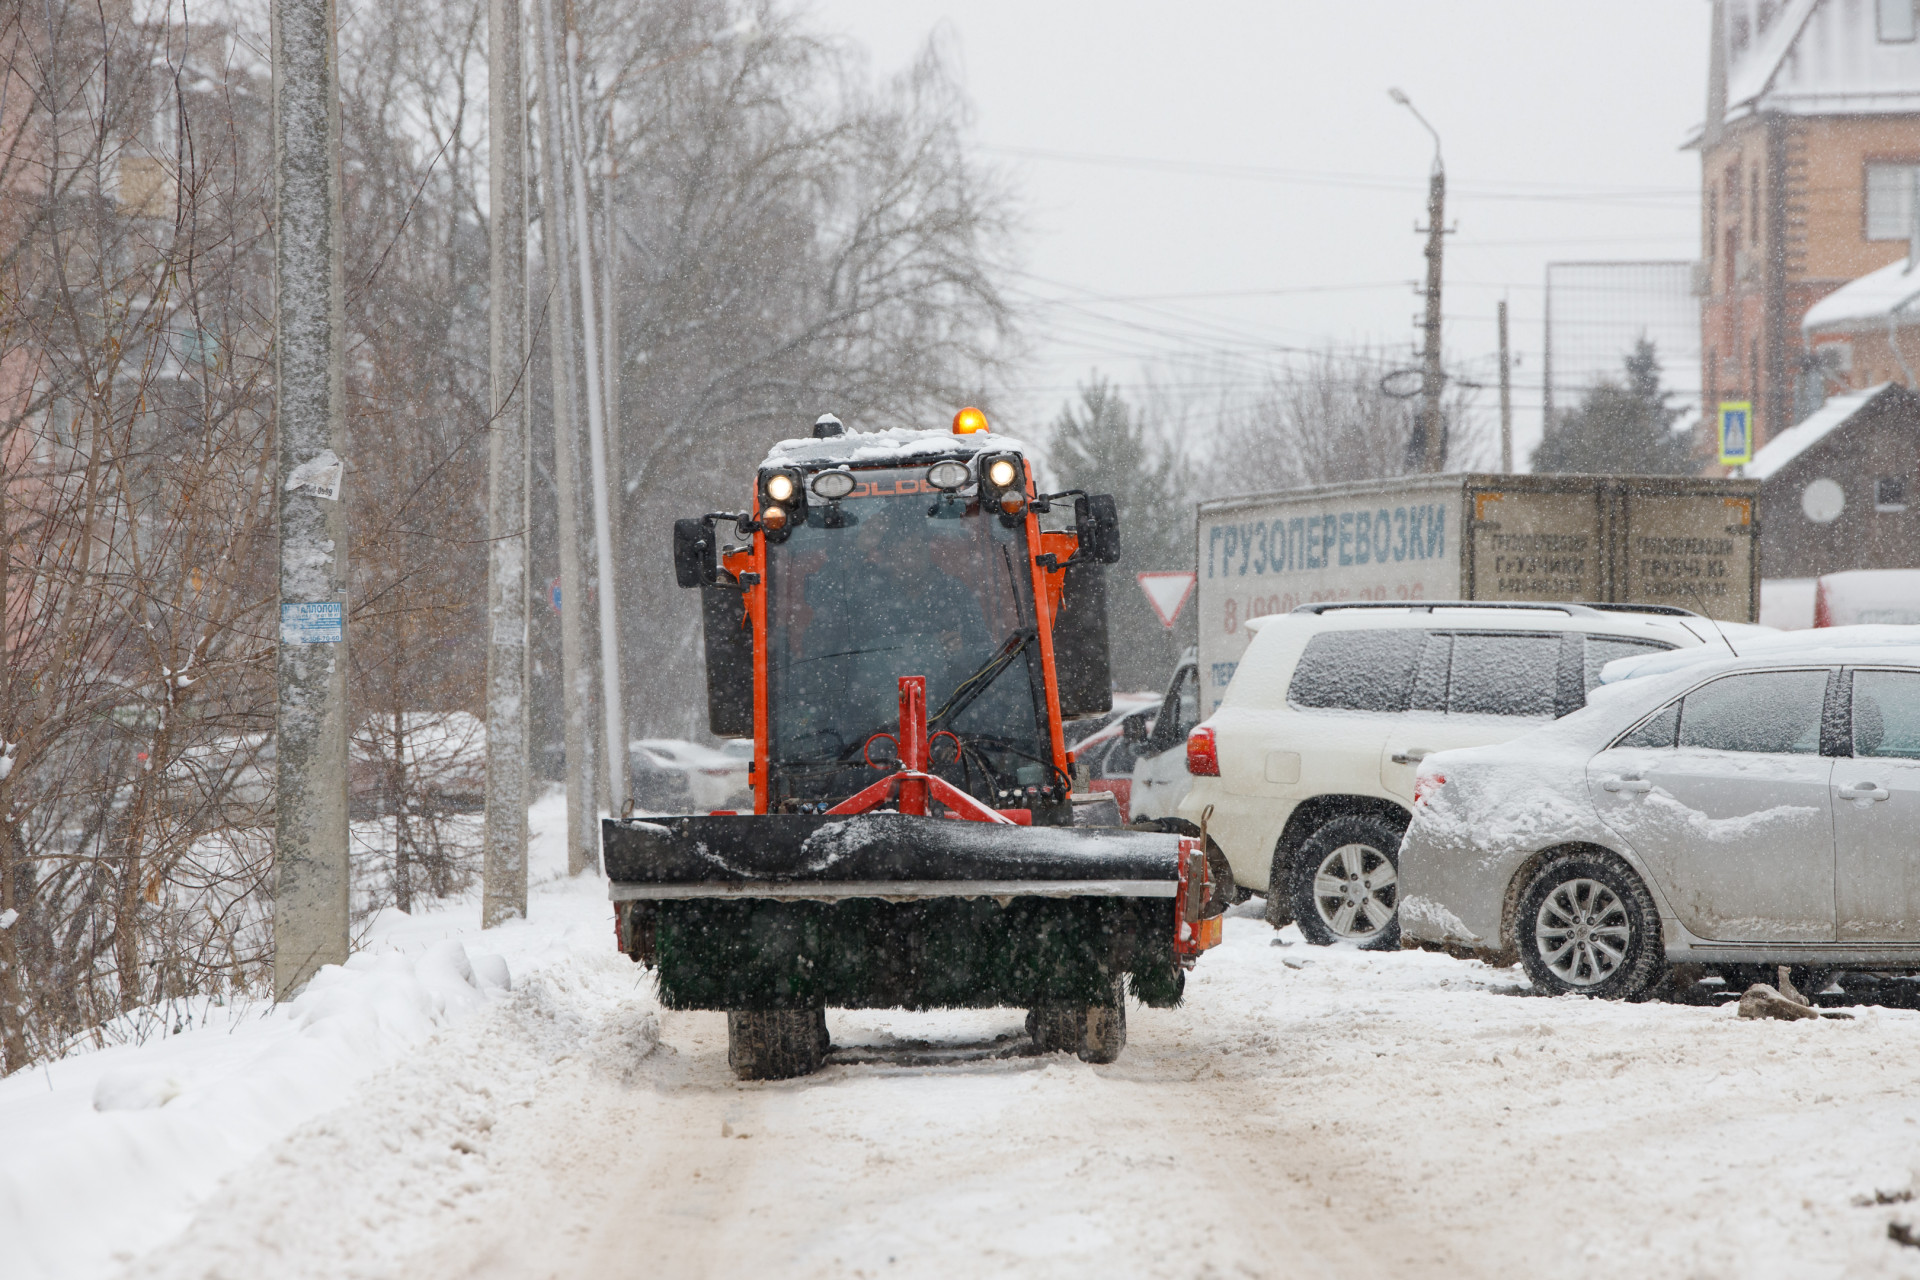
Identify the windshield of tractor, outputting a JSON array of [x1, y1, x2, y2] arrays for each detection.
[[764, 466, 1052, 808]]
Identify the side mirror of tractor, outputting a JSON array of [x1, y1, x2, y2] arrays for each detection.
[[673, 517, 714, 588], [1076, 494, 1121, 565]]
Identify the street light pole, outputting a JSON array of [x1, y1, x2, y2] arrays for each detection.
[[271, 0, 351, 996], [534, 0, 598, 874], [1391, 87, 1448, 474], [482, 0, 530, 926]]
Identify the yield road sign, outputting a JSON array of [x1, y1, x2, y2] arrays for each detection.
[[1137, 571, 1196, 629]]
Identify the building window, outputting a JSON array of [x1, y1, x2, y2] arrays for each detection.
[[1866, 163, 1920, 239], [1880, 0, 1918, 41], [1878, 477, 1909, 512]]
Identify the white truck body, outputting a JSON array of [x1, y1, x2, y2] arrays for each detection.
[[1195, 474, 1760, 715]]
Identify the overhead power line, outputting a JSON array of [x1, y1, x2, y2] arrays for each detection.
[[981, 144, 1697, 208]]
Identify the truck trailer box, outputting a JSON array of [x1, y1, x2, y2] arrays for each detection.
[[1194, 473, 1760, 714]]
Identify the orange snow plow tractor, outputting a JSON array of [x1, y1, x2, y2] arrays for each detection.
[[607, 410, 1230, 1079]]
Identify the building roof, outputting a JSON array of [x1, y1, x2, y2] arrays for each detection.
[[1690, 0, 1920, 145], [1733, 382, 1894, 480], [1802, 257, 1920, 334]]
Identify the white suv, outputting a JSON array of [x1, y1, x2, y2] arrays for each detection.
[[1176, 603, 1742, 949]]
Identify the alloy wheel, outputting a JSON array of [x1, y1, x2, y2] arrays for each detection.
[[1310, 842, 1398, 942], [1534, 878, 1631, 987]]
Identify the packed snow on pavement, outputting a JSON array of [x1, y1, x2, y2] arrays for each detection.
[[11, 805, 1920, 1278]]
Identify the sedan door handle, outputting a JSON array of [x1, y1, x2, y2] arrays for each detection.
[[1390, 748, 1430, 765], [1838, 783, 1891, 802], [1603, 777, 1653, 794]]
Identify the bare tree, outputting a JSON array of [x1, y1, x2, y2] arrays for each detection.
[[531, 0, 1021, 743], [0, 3, 281, 1071], [1207, 349, 1486, 499]]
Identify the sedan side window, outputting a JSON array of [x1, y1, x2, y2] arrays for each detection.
[[1446, 634, 1559, 718], [1616, 701, 1679, 749], [1678, 670, 1829, 754], [1852, 670, 1920, 759]]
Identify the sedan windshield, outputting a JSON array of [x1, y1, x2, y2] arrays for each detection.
[[764, 467, 1050, 807]]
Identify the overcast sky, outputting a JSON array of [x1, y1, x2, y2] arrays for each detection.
[[808, 0, 1710, 462]]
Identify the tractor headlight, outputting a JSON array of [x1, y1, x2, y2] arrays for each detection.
[[766, 472, 796, 503], [761, 504, 789, 530], [977, 452, 1026, 518], [926, 460, 971, 491], [811, 469, 856, 501]]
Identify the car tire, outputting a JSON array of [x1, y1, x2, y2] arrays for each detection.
[[726, 1009, 826, 1080], [1290, 814, 1404, 950], [1516, 853, 1665, 1001]]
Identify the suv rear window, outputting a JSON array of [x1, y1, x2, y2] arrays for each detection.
[[1288, 630, 1425, 712], [1583, 636, 1670, 691], [1447, 633, 1559, 717]]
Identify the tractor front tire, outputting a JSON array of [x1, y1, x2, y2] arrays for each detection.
[[726, 1009, 826, 1081]]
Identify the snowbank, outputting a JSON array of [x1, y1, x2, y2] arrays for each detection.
[[0, 787, 611, 1280]]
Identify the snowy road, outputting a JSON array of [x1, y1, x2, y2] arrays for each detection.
[[111, 904, 1920, 1280]]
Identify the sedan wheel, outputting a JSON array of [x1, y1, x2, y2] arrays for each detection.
[[1291, 815, 1404, 949], [1516, 853, 1665, 1000], [1533, 879, 1631, 987]]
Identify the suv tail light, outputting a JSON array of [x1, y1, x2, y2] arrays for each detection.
[[1186, 726, 1219, 776]]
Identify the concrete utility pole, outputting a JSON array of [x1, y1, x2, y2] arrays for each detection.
[[271, 0, 351, 998], [482, 0, 531, 926], [1498, 300, 1513, 474], [535, 0, 598, 875], [562, 27, 629, 819], [1391, 88, 1448, 474]]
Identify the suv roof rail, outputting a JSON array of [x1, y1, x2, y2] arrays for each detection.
[[1569, 602, 1702, 618], [1291, 601, 1603, 618], [1290, 600, 1706, 621]]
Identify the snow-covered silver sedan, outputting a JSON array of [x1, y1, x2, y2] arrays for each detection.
[[1400, 633, 1920, 999]]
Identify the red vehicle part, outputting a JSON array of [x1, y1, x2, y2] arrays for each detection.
[[1186, 725, 1219, 776], [1173, 837, 1223, 960], [825, 677, 1023, 825]]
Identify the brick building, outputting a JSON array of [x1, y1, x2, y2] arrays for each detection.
[[1693, 0, 1920, 460]]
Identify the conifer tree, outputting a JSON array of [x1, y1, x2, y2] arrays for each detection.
[[1533, 339, 1696, 474]]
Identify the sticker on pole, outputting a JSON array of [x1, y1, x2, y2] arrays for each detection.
[[1137, 571, 1197, 629], [284, 449, 343, 500], [1717, 402, 1753, 466], [281, 601, 344, 644], [550, 578, 562, 612]]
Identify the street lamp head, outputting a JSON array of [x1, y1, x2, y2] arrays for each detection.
[[1388, 87, 1410, 106]]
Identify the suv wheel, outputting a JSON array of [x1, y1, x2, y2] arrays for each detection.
[[1516, 853, 1665, 1000], [1291, 814, 1403, 949]]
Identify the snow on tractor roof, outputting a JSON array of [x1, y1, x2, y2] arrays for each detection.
[[761, 425, 1033, 471]]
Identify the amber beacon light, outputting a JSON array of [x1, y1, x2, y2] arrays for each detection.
[[952, 406, 990, 435]]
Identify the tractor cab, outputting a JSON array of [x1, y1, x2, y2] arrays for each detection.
[[675, 410, 1121, 824]]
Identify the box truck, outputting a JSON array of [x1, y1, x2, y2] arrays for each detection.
[[1194, 474, 1760, 714]]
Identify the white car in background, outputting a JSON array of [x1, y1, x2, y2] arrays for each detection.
[[1127, 649, 1200, 823], [1400, 630, 1920, 1000], [1175, 603, 1756, 949], [630, 738, 751, 812]]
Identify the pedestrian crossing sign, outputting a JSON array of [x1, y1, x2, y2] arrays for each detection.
[[1717, 402, 1753, 466]]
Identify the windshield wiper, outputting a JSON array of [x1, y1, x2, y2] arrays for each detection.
[[792, 643, 907, 665], [929, 628, 1034, 730]]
